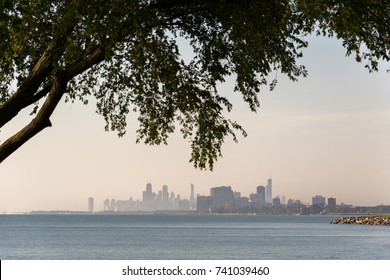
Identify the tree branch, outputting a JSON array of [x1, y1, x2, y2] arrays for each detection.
[[0, 45, 106, 163], [0, 72, 67, 163], [65, 45, 106, 79], [0, 1, 80, 129], [27, 84, 52, 106], [0, 36, 69, 128]]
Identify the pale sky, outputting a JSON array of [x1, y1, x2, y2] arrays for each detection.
[[1, 35, 389, 213]]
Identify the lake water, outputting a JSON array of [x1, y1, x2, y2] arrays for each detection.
[[1, 214, 389, 259]]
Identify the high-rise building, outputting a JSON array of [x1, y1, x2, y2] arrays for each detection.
[[312, 195, 326, 206], [146, 182, 152, 193], [266, 178, 272, 203], [161, 185, 169, 210], [162, 185, 169, 201], [110, 199, 116, 211], [256, 185, 266, 202], [88, 197, 94, 213], [327, 197, 336, 209], [233, 191, 241, 199], [272, 197, 281, 206], [103, 198, 110, 211], [249, 185, 266, 209], [190, 183, 196, 210], [143, 182, 154, 202], [210, 186, 234, 210]]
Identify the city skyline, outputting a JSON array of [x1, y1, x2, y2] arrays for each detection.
[[2, 168, 388, 213], [86, 177, 349, 214], [1, 35, 389, 213], [89, 178, 340, 213], [1, 174, 386, 213]]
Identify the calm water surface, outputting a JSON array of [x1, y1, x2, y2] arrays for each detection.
[[0, 214, 389, 259]]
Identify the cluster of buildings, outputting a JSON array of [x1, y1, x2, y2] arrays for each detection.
[[197, 179, 274, 212], [87, 178, 337, 214], [312, 195, 337, 209], [90, 183, 197, 212], [196, 182, 337, 213]]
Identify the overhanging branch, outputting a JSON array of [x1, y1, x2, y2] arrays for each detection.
[[0, 72, 66, 163], [0, 39, 65, 128], [0, 45, 106, 163]]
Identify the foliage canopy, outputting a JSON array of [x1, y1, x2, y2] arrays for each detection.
[[1, 0, 389, 169]]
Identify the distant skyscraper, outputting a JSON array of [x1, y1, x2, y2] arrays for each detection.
[[327, 197, 336, 209], [88, 197, 94, 213], [110, 199, 116, 211], [250, 185, 266, 208], [143, 182, 154, 202], [210, 186, 234, 210], [146, 182, 152, 193], [103, 198, 109, 211], [312, 195, 326, 206], [161, 185, 169, 210], [190, 183, 196, 210], [256, 185, 266, 202], [157, 190, 163, 200], [272, 197, 281, 206], [266, 178, 272, 203], [162, 185, 169, 202]]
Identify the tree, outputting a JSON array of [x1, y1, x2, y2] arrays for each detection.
[[1, 0, 389, 169]]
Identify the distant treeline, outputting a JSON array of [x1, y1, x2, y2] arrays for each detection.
[[334, 205, 390, 215], [201, 204, 390, 215]]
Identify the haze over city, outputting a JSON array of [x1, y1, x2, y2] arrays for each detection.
[[1, 35, 389, 213]]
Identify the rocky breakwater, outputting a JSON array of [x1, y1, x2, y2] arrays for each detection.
[[331, 216, 390, 226]]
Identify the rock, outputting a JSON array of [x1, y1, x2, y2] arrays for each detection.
[[330, 216, 390, 226]]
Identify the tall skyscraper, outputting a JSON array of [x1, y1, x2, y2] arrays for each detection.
[[162, 185, 169, 202], [146, 182, 152, 193], [143, 182, 154, 202], [249, 185, 265, 209], [88, 197, 94, 213], [256, 185, 266, 203], [161, 185, 169, 209], [266, 178, 272, 203], [327, 197, 336, 209], [190, 183, 196, 210], [103, 198, 109, 211]]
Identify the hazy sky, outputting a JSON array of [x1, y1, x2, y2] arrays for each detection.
[[1, 35, 389, 213]]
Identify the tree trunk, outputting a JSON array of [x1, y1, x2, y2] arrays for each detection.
[[0, 72, 67, 163]]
